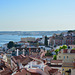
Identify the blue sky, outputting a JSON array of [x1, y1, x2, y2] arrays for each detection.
[[0, 0, 75, 31]]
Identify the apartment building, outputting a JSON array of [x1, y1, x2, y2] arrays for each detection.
[[21, 37, 35, 42], [57, 49, 75, 62]]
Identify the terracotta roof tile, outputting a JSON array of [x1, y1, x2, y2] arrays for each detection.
[[63, 49, 68, 53], [70, 50, 75, 53], [14, 69, 27, 75], [12, 55, 33, 66], [28, 69, 46, 75], [0, 60, 12, 75], [62, 62, 74, 67], [51, 60, 62, 63], [48, 68, 58, 74]]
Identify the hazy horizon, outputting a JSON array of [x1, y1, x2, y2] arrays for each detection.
[[0, 30, 68, 32]]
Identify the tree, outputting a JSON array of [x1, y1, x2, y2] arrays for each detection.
[[68, 30, 74, 33], [55, 49, 59, 55], [73, 40, 75, 45], [44, 36, 48, 46], [45, 50, 53, 56], [62, 45, 67, 49], [7, 41, 15, 49], [59, 45, 67, 51], [53, 45, 67, 60], [59, 46, 63, 51], [72, 48, 75, 50], [53, 55, 57, 60]]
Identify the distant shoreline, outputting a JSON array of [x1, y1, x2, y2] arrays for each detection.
[[0, 31, 68, 47]]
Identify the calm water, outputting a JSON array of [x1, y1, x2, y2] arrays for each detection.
[[0, 35, 51, 47], [0, 31, 65, 47]]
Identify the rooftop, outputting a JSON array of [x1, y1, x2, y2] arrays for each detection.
[[12, 55, 33, 66], [59, 49, 75, 53], [0, 59, 12, 75], [62, 62, 74, 67], [51, 60, 62, 63]]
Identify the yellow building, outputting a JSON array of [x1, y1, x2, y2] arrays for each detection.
[[71, 69, 75, 75], [62, 62, 74, 75], [21, 37, 35, 42], [57, 49, 75, 75], [3, 53, 11, 64], [57, 49, 75, 62]]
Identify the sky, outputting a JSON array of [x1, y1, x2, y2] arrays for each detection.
[[0, 0, 75, 31]]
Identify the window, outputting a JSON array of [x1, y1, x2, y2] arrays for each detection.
[[69, 69, 71, 71], [64, 56, 65, 59], [59, 56, 61, 58], [63, 73, 65, 75], [63, 69, 64, 71], [67, 56, 68, 59]]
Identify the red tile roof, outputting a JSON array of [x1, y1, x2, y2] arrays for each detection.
[[0, 68, 12, 75], [70, 50, 75, 53], [13, 66, 59, 75], [28, 69, 42, 75], [44, 66, 53, 75], [59, 49, 68, 53], [63, 49, 68, 53], [0, 59, 12, 75], [14, 68, 42, 75], [73, 63, 75, 68], [51, 60, 62, 63], [18, 41, 26, 43], [14, 69, 27, 75], [12, 55, 33, 66], [48, 68, 58, 74], [59, 49, 75, 53], [62, 62, 74, 67]]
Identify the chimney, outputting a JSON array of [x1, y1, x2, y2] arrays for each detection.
[[73, 63, 75, 68], [68, 49, 71, 53], [54, 40, 55, 46], [17, 59, 20, 71], [30, 62, 32, 68], [61, 49, 63, 53], [17, 49, 19, 56], [23, 49, 25, 55], [58, 51, 59, 54]]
